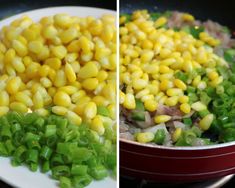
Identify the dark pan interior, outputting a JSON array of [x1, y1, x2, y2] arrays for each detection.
[[120, 0, 235, 31]]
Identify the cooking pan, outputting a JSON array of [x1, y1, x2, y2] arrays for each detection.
[[120, 0, 235, 182]]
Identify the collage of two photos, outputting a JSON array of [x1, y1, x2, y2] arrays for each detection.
[[1, 0, 235, 187]]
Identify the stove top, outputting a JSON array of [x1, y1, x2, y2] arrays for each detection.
[[120, 175, 235, 188]]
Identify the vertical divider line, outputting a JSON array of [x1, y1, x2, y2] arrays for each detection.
[[116, 0, 120, 187]]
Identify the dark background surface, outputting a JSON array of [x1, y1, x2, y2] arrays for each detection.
[[120, 0, 235, 187], [0, 0, 115, 187]]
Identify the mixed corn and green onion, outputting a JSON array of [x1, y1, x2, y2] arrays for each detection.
[[0, 13, 116, 187], [120, 10, 235, 146]]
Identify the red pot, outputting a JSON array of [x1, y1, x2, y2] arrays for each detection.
[[120, 139, 235, 182]]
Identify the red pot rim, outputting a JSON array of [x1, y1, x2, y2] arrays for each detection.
[[120, 138, 235, 150]]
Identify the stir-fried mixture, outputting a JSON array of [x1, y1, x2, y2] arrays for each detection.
[[0, 13, 116, 187], [120, 10, 235, 146]]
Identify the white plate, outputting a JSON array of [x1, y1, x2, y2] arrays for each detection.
[[0, 6, 116, 188]]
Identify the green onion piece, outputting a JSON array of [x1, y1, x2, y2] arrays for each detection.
[[224, 49, 235, 63], [0, 142, 8, 156], [60, 176, 72, 188], [42, 160, 50, 173], [190, 26, 204, 39], [223, 122, 235, 129], [52, 165, 70, 180], [51, 154, 64, 166], [56, 142, 77, 156], [97, 106, 110, 117], [40, 146, 53, 160], [200, 92, 211, 105], [29, 163, 38, 172], [34, 117, 45, 130], [188, 93, 198, 103], [72, 175, 92, 188], [24, 132, 40, 142], [198, 109, 210, 118], [220, 128, 235, 142], [183, 118, 192, 126], [187, 86, 196, 93], [45, 124, 57, 137], [131, 111, 145, 121], [71, 164, 88, 176], [12, 131, 24, 146], [72, 148, 92, 163], [89, 165, 108, 180], [135, 99, 145, 111], [5, 140, 15, 155], [27, 140, 41, 150], [11, 123, 21, 133], [216, 85, 224, 95], [154, 129, 166, 145], [46, 135, 58, 147], [13, 145, 27, 163], [175, 71, 188, 82]]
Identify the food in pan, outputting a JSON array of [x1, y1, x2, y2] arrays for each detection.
[[0, 13, 116, 187], [120, 10, 235, 146]]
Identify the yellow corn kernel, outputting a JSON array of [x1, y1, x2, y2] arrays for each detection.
[[119, 91, 126, 104], [0, 90, 9, 106], [166, 88, 183, 97], [136, 132, 154, 143], [78, 61, 98, 79], [51, 45, 67, 59], [28, 40, 43, 54], [70, 61, 80, 73], [159, 65, 171, 74], [208, 71, 219, 80], [10, 102, 28, 113], [199, 114, 214, 131], [154, 115, 171, 124], [155, 17, 167, 28], [78, 36, 91, 53], [0, 106, 9, 116], [65, 53, 78, 63], [140, 51, 154, 63], [71, 90, 86, 103], [45, 57, 61, 70], [192, 75, 201, 87], [123, 93, 136, 110], [38, 65, 50, 77], [180, 103, 191, 114], [92, 96, 109, 106], [144, 100, 158, 112], [179, 95, 189, 104], [107, 103, 116, 119], [33, 91, 44, 109], [42, 25, 58, 39], [209, 76, 223, 87], [182, 13, 195, 22], [65, 63, 76, 82], [91, 116, 105, 135], [40, 77, 52, 88], [160, 79, 173, 91], [34, 108, 49, 116], [97, 70, 108, 82], [6, 77, 21, 94], [174, 79, 187, 90], [172, 128, 182, 142], [54, 70, 67, 87], [11, 57, 25, 73], [84, 102, 97, 119], [15, 91, 33, 107], [48, 87, 57, 97], [165, 96, 178, 106], [26, 63, 40, 78], [12, 40, 28, 57], [101, 83, 116, 102], [132, 78, 148, 90], [52, 106, 68, 116], [59, 86, 78, 95], [82, 78, 99, 91], [191, 101, 207, 111], [66, 110, 82, 125], [53, 91, 71, 107], [54, 14, 72, 28], [60, 27, 78, 44]]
